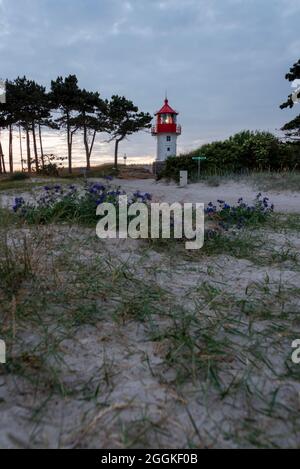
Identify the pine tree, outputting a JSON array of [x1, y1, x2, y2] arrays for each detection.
[[74, 88, 107, 170], [50, 75, 81, 173], [107, 95, 152, 169], [280, 59, 300, 142]]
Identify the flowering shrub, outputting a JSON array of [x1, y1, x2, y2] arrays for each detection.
[[13, 182, 152, 225], [133, 190, 152, 203], [205, 193, 274, 230], [13, 185, 273, 243]]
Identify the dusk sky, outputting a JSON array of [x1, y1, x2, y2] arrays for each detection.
[[0, 0, 299, 165]]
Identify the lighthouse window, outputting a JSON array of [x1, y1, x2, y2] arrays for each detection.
[[161, 114, 173, 124], [167, 147, 170, 152], [166, 136, 171, 141]]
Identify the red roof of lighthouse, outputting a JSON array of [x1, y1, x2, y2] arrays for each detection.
[[155, 98, 178, 115]]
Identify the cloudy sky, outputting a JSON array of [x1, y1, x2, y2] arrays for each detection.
[[0, 0, 299, 165]]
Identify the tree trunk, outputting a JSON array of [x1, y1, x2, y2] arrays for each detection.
[[84, 127, 96, 170], [67, 117, 72, 174], [83, 126, 90, 170], [19, 126, 24, 172], [89, 131, 96, 168], [0, 141, 5, 174], [0, 147, 6, 174], [9, 124, 13, 173], [114, 139, 119, 169], [32, 122, 39, 172], [26, 125, 31, 173], [38, 124, 44, 169]]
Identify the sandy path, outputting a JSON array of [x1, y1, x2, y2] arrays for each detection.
[[0, 178, 299, 213], [93, 178, 300, 213]]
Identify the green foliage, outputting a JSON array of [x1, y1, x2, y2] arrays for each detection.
[[158, 130, 300, 181], [6, 171, 29, 181], [0, 74, 152, 176], [107, 95, 152, 168], [39, 162, 59, 177], [280, 58, 300, 141], [157, 154, 198, 182], [73, 88, 107, 169], [281, 114, 300, 141], [205, 194, 274, 231], [13, 182, 151, 226], [13, 184, 100, 225], [280, 58, 300, 110], [37, 153, 66, 176]]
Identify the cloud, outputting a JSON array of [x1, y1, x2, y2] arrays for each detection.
[[0, 0, 299, 164], [281, 0, 300, 17]]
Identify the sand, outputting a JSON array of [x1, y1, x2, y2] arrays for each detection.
[[99, 178, 300, 213], [1, 178, 299, 213], [0, 177, 300, 448]]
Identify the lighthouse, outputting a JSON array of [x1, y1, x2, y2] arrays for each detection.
[[151, 98, 181, 161]]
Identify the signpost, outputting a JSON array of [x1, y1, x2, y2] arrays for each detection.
[[179, 170, 188, 187], [192, 156, 207, 180]]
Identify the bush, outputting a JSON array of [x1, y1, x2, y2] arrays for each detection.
[[37, 154, 66, 176], [158, 130, 300, 181], [58, 164, 119, 180], [205, 193, 274, 230], [13, 181, 152, 226], [6, 171, 29, 181], [38, 162, 60, 177]]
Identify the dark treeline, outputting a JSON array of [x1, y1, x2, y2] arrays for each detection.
[[0, 75, 152, 174]]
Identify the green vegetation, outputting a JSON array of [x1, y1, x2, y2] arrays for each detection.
[[280, 58, 300, 142], [158, 130, 300, 182], [5, 171, 29, 182], [12, 181, 153, 227]]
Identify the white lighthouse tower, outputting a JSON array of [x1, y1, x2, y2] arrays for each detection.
[[151, 98, 181, 161]]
